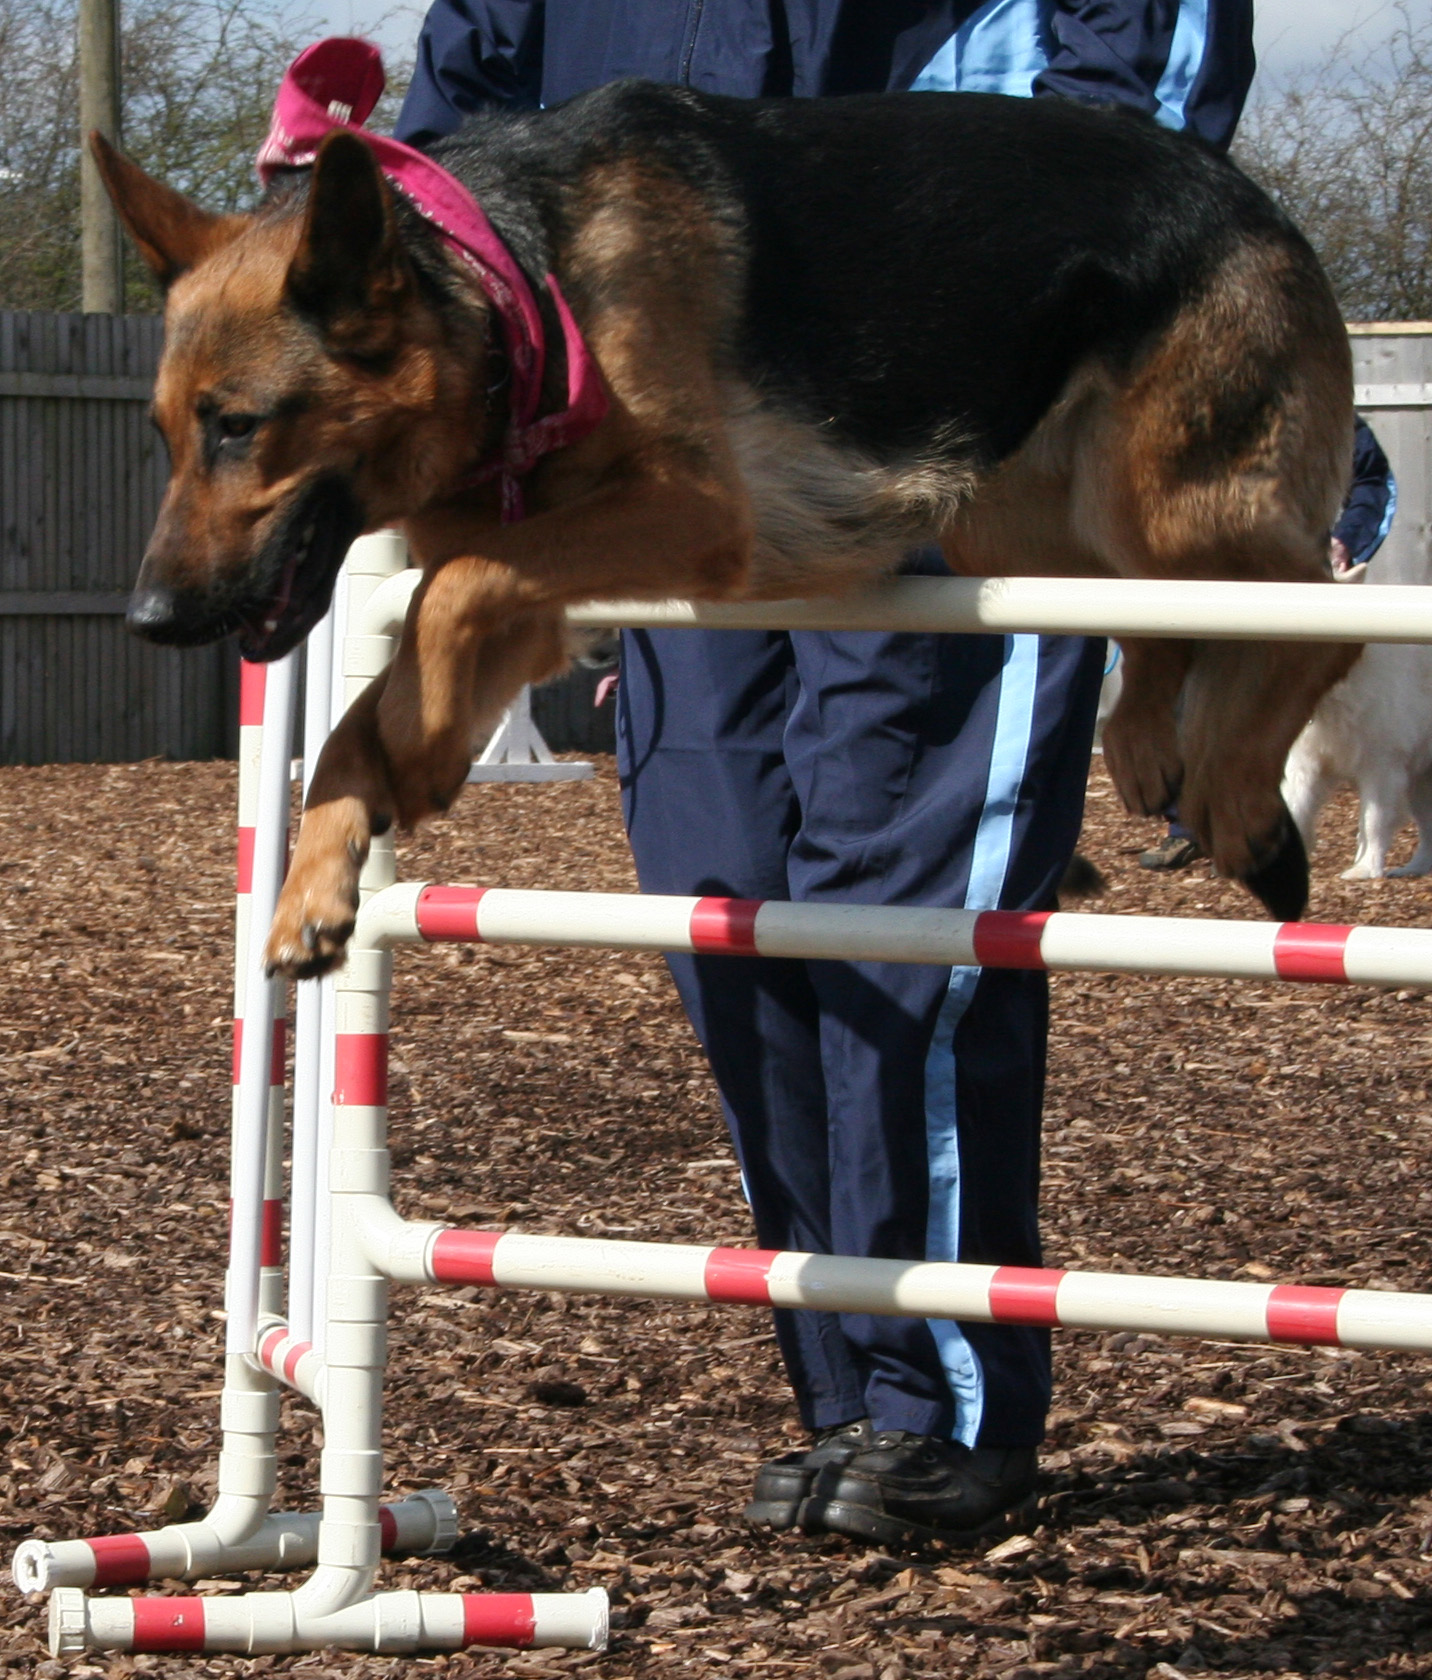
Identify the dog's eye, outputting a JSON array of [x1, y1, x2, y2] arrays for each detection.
[[217, 413, 260, 441]]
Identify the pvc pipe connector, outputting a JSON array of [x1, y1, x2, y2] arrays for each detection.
[[12, 1491, 457, 1594]]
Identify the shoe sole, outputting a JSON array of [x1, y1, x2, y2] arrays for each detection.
[[742, 1496, 804, 1529], [798, 1490, 1037, 1548]]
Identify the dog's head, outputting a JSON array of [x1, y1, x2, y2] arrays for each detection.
[[95, 132, 493, 660]]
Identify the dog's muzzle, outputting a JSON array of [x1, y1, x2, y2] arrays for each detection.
[[126, 583, 223, 647]]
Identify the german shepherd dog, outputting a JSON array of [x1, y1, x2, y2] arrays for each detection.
[[94, 78, 1357, 977]]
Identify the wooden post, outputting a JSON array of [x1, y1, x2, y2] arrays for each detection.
[[79, 0, 123, 314]]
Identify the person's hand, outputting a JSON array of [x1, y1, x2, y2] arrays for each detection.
[[1329, 536, 1353, 574]]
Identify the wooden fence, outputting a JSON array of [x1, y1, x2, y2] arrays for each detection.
[[0, 310, 237, 765]]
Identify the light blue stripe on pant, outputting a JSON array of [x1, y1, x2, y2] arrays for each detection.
[[1154, 0, 1212, 132], [923, 633, 1041, 1447], [910, 0, 1049, 98]]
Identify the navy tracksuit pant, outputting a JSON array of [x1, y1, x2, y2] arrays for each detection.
[[617, 602, 1105, 1449]]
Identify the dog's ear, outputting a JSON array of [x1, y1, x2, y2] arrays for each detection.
[[286, 131, 410, 357], [89, 133, 240, 288]]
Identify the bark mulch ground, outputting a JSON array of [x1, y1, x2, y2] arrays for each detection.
[[3, 755, 1432, 1679]]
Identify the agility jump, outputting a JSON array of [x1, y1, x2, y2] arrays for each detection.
[[15, 544, 1432, 1657]]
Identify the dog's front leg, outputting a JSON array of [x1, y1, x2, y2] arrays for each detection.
[[266, 667, 398, 979], [376, 561, 569, 827], [376, 471, 750, 823]]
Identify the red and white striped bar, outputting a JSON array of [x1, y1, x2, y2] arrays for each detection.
[[229, 653, 298, 1360], [255, 1323, 323, 1402], [425, 1232, 1432, 1351], [49, 1585, 608, 1656], [14, 1491, 457, 1594], [359, 884, 1432, 988]]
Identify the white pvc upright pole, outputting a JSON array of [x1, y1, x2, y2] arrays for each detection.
[[311, 536, 407, 1358], [289, 605, 337, 1343], [229, 652, 298, 1361]]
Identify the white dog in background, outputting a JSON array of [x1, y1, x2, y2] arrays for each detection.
[[1282, 564, 1432, 879]]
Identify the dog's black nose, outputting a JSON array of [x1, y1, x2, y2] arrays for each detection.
[[126, 585, 180, 640]]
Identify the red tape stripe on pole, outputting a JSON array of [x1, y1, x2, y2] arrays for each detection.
[[431, 1229, 502, 1285], [238, 662, 266, 727], [1266, 1284, 1345, 1344], [988, 1267, 1066, 1326], [463, 1594, 538, 1647], [1272, 924, 1351, 983], [87, 1533, 151, 1587], [132, 1599, 206, 1652], [690, 899, 762, 955], [972, 912, 1051, 970], [704, 1247, 776, 1303], [333, 1034, 388, 1107], [417, 885, 487, 941], [261, 1200, 283, 1268]]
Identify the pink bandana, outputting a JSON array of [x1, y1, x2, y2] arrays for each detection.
[[257, 37, 608, 521]]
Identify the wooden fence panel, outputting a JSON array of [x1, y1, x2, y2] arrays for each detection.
[[1350, 325, 1432, 583], [0, 309, 237, 764]]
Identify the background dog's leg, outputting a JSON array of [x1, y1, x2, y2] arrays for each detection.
[[267, 667, 397, 978], [1101, 637, 1194, 818], [1388, 765, 1432, 877], [1344, 769, 1409, 880]]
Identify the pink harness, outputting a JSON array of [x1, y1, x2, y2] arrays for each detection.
[[257, 36, 608, 521]]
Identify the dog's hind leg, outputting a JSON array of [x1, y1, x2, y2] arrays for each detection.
[[1072, 234, 1360, 919], [1175, 632, 1358, 918]]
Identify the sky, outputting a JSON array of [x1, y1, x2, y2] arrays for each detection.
[[1253, 0, 1425, 81], [320, 0, 1430, 87]]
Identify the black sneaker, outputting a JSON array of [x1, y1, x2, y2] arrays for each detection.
[[800, 1431, 1038, 1546], [743, 1419, 873, 1530], [1138, 834, 1205, 871]]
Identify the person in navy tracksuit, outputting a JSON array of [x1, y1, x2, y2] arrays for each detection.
[[398, 2, 1257, 1545]]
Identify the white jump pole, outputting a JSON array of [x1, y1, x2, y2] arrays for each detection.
[[289, 605, 335, 1344], [358, 569, 1432, 645]]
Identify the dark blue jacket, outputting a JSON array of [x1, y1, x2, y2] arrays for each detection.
[[1334, 416, 1397, 567], [396, 1, 1254, 153]]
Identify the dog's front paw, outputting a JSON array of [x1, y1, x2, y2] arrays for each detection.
[[266, 863, 359, 979], [265, 818, 367, 980]]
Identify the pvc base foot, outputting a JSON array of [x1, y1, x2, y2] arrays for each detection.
[[50, 1585, 608, 1655]]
